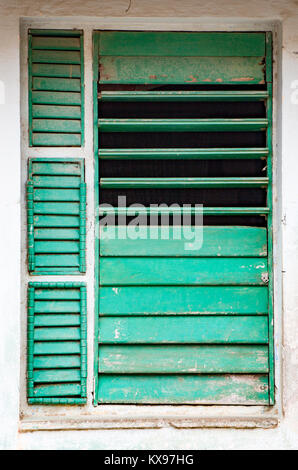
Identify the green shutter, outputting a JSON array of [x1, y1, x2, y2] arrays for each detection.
[[29, 29, 84, 147], [27, 158, 86, 274], [27, 282, 87, 404], [94, 31, 274, 405]]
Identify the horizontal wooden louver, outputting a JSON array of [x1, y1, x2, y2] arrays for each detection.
[[27, 158, 86, 274], [27, 282, 87, 404], [94, 31, 274, 405], [29, 29, 84, 147]]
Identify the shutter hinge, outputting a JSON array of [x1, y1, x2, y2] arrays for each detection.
[[261, 272, 269, 284]]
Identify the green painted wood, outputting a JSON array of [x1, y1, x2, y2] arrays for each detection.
[[35, 254, 79, 267], [34, 341, 80, 355], [34, 202, 79, 215], [100, 226, 267, 257], [32, 161, 82, 175], [33, 188, 80, 201], [99, 32, 265, 57], [34, 228, 80, 239], [29, 29, 82, 37], [32, 133, 81, 146], [99, 206, 270, 216], [98, 118, 268, 132], [35, 241, 79, 253], [29, 31, 84, 148], [34, 314, 80, 326], [33, 355, 80, 368], [99, 148, 269, 160], [32, 36, 81, 50], [34, 300, 80, 313], [32, 49, 81, 64], [100, 258, 268, 286], [35, 327, 80, 341], [33, 383, 81, 397], [97, 374, 269, 404], [99, 56, 265, 85], [34, 369, 80, 383], [34, 289, 81, 300], [32, 63, 81, 78], [32, 91, 81, 105], [99, 345, 269, 373], [32, 105, 81, 119], [99, 286, 268, 315], [99, 90, 269, 102], [27, 283, 87, 404], [99, 316, 268, 344], [34, 215, 79, 227], [100, 177, 269, 189], [33, 176, 81, 188], [32, 77, 81, 92], [32, 119, 81, 133]]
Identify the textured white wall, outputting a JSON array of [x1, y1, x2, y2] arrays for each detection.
[[0, 0, 297, 450]]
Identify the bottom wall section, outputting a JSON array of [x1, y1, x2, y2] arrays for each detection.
[[97, 374, 269, 404]]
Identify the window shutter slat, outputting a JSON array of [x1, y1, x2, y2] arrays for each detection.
[[27, 282, 87, 405], [29, 29, 84, 147], [27, 158, 86, 275]]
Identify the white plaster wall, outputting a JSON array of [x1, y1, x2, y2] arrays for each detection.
[[0, 0, 297, 450]]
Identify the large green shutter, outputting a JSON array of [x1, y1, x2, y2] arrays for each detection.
[[28, 29, 84, 147], [94, 31, 274, 405], [27, 282, 87, 404], [27, 158, 86, 274]]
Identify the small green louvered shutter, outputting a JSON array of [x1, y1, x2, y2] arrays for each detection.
[[28, 29, 84, 147], [27, 282, 87, 404], [94, 32, 274, 405], [27, 158, 86, 274]]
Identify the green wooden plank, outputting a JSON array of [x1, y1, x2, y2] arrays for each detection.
[[32, 133, 81, 146], [100, 258, 268, 286], [32, 36, 81, 50], [99, 286, 268, 315], [34, 228, 80, 239], [34, 300, 80, 313], [99, 316, 268, 344], [33, 355, 80, 369], [32, 49, 81, 64], [99, 148, 269, 160], [100, 226, 267, 257], [34, 341, 80, 355], [33, 369, 81, 383], [35, 241, 79, 253], [35, 254, 79, 267], [33, 383, 81, 397], [98, 345, 269, 373], [34, 327, 80, 341], [34, 314, 80, 326], [99, 206, 270, 216], [99, 90, 269, 102], [32, 105, 81, 119], [34, 215, 79, 227], [34, 202, 79, 215], [33, 77, 80, 92], [99, 32, 265, 57], [33, 119, 81, 133], [33, 176, 81, 188], [30, 30, 82, 37], [34, 188, 79, 201], [32, 63, 81, 78], [97, 374, 269, 404], [100, 177, 268, 189], [99, 56, 265, 85], [99, 118, 268, 132], [34, 289, 80, 300], [32, 91, 81, 105], [32, 161, 82, 175]]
